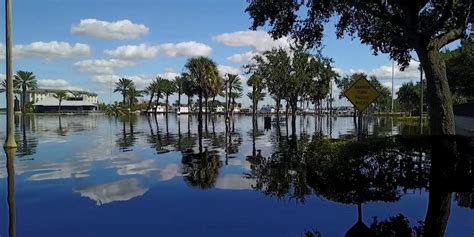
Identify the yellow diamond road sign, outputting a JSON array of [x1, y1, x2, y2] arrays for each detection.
[[344, 78, 380, 112]]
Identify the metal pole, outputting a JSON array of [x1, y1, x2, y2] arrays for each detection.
[[4, 0, 17, 148], [391, 60, 394, 114]]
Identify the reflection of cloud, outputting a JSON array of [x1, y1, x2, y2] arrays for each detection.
[[74, 178, 148, 205], [159, 163, 182, 181], [226, 159, 251, 171], [215, 174, 255, 190], [111, 159, 159, 176], [27, 161, 90, 181]]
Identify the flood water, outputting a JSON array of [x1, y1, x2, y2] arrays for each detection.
[[0, 114, 472, 237]]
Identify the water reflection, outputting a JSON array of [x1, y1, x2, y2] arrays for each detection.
[[247, 135, 473, 236], [0, 114, 471, 236], [5, 148, 16, 237], [181, 148, 222, 189], [74, 178, 149, 205]]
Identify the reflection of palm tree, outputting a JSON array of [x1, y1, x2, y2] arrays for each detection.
[[16, 115, 38, 157], [116, 116, 138, 152], [57, 116, 67, 136], [181, 149, 221, 189]]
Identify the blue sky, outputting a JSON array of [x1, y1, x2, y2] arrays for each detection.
[[0, 0, 429, 107]]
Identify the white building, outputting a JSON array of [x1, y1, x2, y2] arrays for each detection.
[[27, 89, 98, 112]]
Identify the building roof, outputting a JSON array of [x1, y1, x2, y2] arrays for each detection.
[[34, 97, 96, 107], [28, 88, 98, 96]]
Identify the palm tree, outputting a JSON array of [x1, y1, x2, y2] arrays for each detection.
[[208, 76, 223, 112], [114, 78, 134, 107], [53, 91, 68, 113], [247, 74, 266, 117], [185, 57, 219, 142], [127, 86, 143, 111], [159, 78, 176, 114], [182, 73, 196, 112], [14, 71, 38, 113], [173, 75, 187, 113], [144, 82, 156, 112], [224, 74, 242, 116], [151, 77, 164, 113]]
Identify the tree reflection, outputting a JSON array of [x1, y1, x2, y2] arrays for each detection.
[[181, 149, 222, 189], [116, 115, 138, 152], [146, 115, 175, 154], [16, 115, 38, 158], [247, 135, 473, 236]]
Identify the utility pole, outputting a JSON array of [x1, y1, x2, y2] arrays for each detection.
[[4, 0, 17, 148]]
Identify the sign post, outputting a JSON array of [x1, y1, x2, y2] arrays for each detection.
[[343, 77, 381, 139]]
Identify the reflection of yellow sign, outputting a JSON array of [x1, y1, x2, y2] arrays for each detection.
[[344, 78, 380, 112]]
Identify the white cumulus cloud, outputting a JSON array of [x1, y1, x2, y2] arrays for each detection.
[[217, 65, 241, 78], [104, 41, 212, 60], [214, 31, 291, 52], [37, 79, 83, 91], [227, 51, 258, 64], [92, 74, 154, 89], [74, 59, 135, 75], [104, 44, 160, 60], [5, 41, 91, 60], [159, 41, 212, 57], [71, 19, 149, 40]]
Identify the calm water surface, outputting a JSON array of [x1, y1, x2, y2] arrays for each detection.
[[0, 114, 472, 236]]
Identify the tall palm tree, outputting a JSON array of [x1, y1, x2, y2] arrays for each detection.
[[173, 75, 187, 113], [14, 71, 38, 113], [185, 57, 219, 146], [159, 78, 175, 114], [226, 74, 243, 115], [127, 86, 143, 111], [151, 77, 164, 113], [144, 82, 156, 112], [247, 74, 266, 117], [208, 76, 223, 112], [53, 91, 68, 113], [114, 78, 134, 107], [182, 73, 196, 112]]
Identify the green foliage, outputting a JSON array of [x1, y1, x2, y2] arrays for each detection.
[[14, 70, 38, 113], [114, 78, 135, 107], [246, 1, 471, 68], [443, 40, 474, 97], [397, 82, 425, 114]]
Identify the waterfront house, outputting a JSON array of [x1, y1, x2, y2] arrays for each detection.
[[27, 89, 98, 113]]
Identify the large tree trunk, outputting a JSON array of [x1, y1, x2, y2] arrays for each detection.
[[177, 92, 181, 114], [416, 48, 455, 135]]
